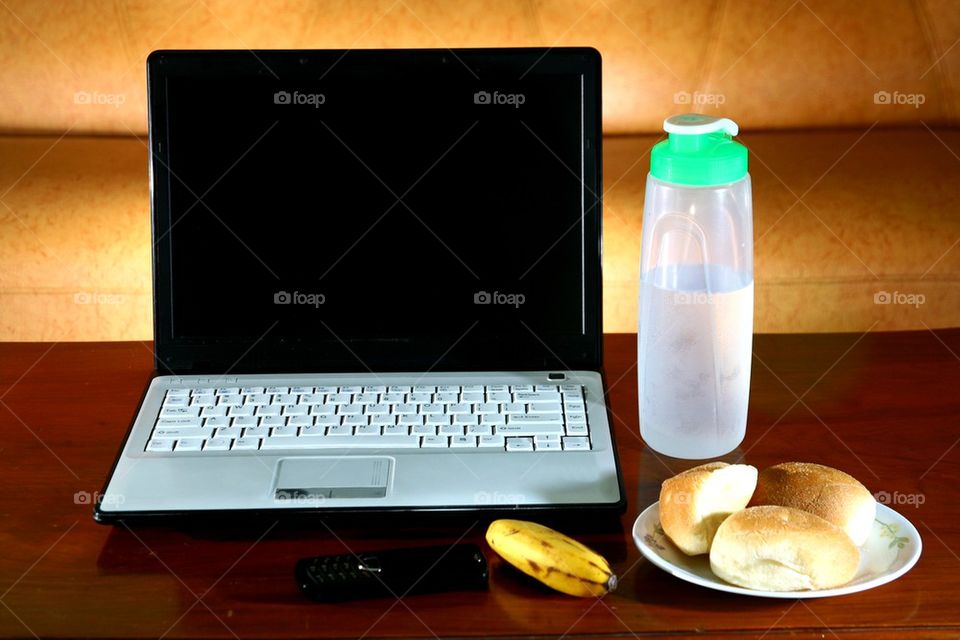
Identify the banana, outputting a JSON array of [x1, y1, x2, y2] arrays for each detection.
[[485, 519, 617, 597]]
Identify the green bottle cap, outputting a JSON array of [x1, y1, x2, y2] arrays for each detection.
[[650, 114, 748, 187]]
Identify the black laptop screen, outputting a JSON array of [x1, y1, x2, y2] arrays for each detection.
[[151, 50, 601, 372]]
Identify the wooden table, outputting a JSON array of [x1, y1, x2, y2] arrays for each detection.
[[1, 331, 958, 639]]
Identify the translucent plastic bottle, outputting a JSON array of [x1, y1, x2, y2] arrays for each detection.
[[637, 114, 753, 459]]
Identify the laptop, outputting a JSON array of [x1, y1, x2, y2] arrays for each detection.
[[94, 47, 625, 522]]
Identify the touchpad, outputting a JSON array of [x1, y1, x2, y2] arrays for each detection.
[[274, 457, 391, 500]]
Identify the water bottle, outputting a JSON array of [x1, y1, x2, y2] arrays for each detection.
[[637, 113, 753, 459]]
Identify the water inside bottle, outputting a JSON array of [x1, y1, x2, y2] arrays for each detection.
[[637, 263, 753, 459]]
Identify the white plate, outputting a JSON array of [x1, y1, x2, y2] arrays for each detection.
[[632, 502, 922, 598]]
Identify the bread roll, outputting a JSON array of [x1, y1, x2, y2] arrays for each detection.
[[710, 506, 860, 591], [659, 462, 758, 555], [750, 462, 876, 546]]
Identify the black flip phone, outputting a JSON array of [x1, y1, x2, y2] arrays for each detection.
[[295, 543, 488, 602]]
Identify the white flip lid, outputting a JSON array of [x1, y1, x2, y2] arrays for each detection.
[[663, 113, 739, 137]]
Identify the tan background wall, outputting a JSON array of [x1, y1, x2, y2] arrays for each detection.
[[1, 0, 959, 340]]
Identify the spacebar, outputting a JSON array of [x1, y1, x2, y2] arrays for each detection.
[[261, 435, 421, 450]]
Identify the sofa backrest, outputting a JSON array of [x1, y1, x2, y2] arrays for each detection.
[[1, 0, 957, 135]]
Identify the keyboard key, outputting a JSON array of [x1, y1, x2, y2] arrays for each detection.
[[201, 405, 227, 417], [383, 424, 409, 435], [154, 427, 210, 439], [339, 385, 362, 394], [343, 415, 368, 426], [233, 437, 261, 451], [231, 416, 258, 427], [506, 413, 563, 425], [565, 413, 588, 426], [191, 395, 216, 407], [203, 437, 232, 451], [355, 393, 379, 404], [466, 424, 493, 436], [336, 404, 362, 416], [534, 433, 561, 443], [314, 386, 339, 394], [409, 392, 433, 403], [382, 393, 406, 403], [261, 435, 420, 450], [314, 415, 341, 426], [271, 425, 298, 437], [281, 404, 307, 416], [535, 384, 559, 392], [255, 404, 281, 416], [535, 440, 562, 451], [460, 392, 484, 403], [412, 424, 436, 435], [265, 386, 290, 394], [397, 413, 423, 425], [174, 438, 203, 452], [364, 404, 391, 416], [437, 385, 461, 393], [355, 425, 381, 435], [413, 385, 436, 393], [327, 425, 352, 436], [243, 426, 269, 438], [387, 385, 412, 393], [163, 395, 189, 407], [509, 384, 533, 392], [161, 406, 200, 417], [475, 403, 499, 414], [497, 424, 565, 436], [439, 424, 464, 436], [450, 435, 477, 448], [562, 436, 591, 451], [157, 417, 202, 428], [362, 385, 387, 393], [245, 393, 271, 405], [215, 427, 242, 439], [290, 386, 314, 395], [300, 394, 326, 405], [478, 434, 505, 448], [421, 435, 448, 448], [479, 415, 506, 426], [202, 416, 230, 428], [506, 437, 534, 452], [502, 402, 526, 415], [488, 391, 511, 402], [216, 387, 241, 395], [146, 438, 175, 452], [535, 402, 563, 414], [566, 423, 589, 436], [487, 384, 508, 392], [288, 415, 313, 427], [327, 393, 352, 404], [259, 415, 285, 427], [435, 392, 459, 403], [309, 405, 336, 416], [514, 392, 560, 403], [165, 388, 190, 397], [425, 415, 451, 426], [227, 405, 255, 417]]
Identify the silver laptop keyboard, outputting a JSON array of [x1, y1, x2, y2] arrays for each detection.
[[145, 383, 591, 454]]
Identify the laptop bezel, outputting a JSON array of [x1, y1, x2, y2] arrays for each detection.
[[146, 48, 603, 375]]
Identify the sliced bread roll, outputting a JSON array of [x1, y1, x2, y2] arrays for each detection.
[[710, 506, 860, 591], [659, 462, 758, 555], [750, 462, 876, 546]]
